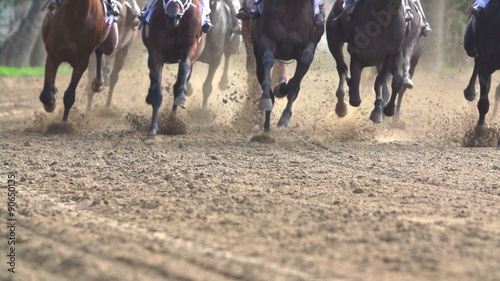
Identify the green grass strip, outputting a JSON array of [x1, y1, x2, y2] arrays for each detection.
[[0, 65, 72, 77]]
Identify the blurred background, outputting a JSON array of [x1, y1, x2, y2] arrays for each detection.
[[0, 0, 473, 70]]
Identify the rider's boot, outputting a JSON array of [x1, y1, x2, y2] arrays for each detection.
[[403, 0, 413, 21], [107, 0, 121, 17], [47, 0, 59, 12], [413, 0, 432, 36], [315, 2, 325, 25], [202, 16, 213, 33], [470, 5, 483, 17], [236, 0, 261, 20]]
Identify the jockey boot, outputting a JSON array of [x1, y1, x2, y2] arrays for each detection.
[[202, 17, 213, 33], [315, 3, 325, 25], [107, 0, 121, 17], [236, 6, 261, 20], [403, 0, 412, 21], [413, 0, 432, 36], [470, 5, 483, 17], [47, 0, 59, 11], [343, 0, 356, 15]]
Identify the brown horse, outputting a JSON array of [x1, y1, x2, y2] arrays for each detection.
[[87, 0, 140, 112], [40, 0, 118, 122], [142, 0, 206, 137], [252, 0, 324, 133]]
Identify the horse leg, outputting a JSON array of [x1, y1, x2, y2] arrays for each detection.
[[107, 44, 130, 107], [371, 63, 390, 123], [103, 54, 114, 87], [477, 64, 491, 127], [348, 57, 363, 107], [87, 49, 104, 112], [40, 54, 60, 113], [277, 44, 315, 128], [63, 58, 90, 121], [492, 83, 500, 120], [256, 47, 275, 133], [219, 53, 231, 91], [173, 57, 192, 112], [464, 57, 478, 101], [402, 45, 414, 89], [203, 56, 222, 108], [145, 54, 164, 137], [329, 41, 348, 117], [383, 54, 405, 117]]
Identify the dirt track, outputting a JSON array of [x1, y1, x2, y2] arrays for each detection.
[[1, 41, 499, 281]]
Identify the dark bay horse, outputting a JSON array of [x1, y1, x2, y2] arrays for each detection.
[[197, 0, 241, 108], [40, 0, 118, 122], [142, 0, 206, 137], [87, 0, 140, 112], [326, 0, 419, 123], [252, 0, 324, 133], [463, 4, 500, 128]]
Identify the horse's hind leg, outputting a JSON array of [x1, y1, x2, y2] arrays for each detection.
[[277, 44, 315, 128], [40, 54, 61, 113], [63, 57, 90, 122], [464, 57, 479, 101], [203, 56, 222, 108], [145, 54, 164, 137], [329, 41, 348, 117], [87, 49, 104, 112], [107, 44, 130, 107]]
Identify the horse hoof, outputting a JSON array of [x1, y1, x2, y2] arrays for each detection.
[[43, 103, 56, 113], [383, 106, 395, 117], [258, 98, 273, 111], [403, 78, 414, 89], [349, 96, 361, 107], [335, 102, 348, 118], [277, 118, 292, 128], [274, 83, 286, 98], [464, 88, 477, 101], [174, 96, 187, 109], [370, 110, 384, 123]]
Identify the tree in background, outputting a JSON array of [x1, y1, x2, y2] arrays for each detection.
[[0, 0, 46, 67]]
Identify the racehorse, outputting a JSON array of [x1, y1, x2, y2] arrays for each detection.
[[463, 4, 500, 128], [326, 0, 420, 123], [197, 0, 241, 108], [40, 0, 118, 122], [142, 0, 206, 137], [87, 0, 140, 112], [252, 0, 324, 133]]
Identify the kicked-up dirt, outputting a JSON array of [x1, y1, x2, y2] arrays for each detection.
[[0, 42, 499, 281]]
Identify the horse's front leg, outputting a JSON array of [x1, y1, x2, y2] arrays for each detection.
[[277, 44, 315, 128], [257, 48, 275, 133], [492, 83, 500, 120], [145, 54, 164, 137], [40, 54, 60, 113], [63, 57, 90, 121], [328, 41, 348, 117], [173, 57, 192, 112], [87, 49, 104, 112], [371, 63, 390, 123], [464, 57, 479, 101], [477, 64, 491, 127]]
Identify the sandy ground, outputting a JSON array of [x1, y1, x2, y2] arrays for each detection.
[[0, 38, 499, 281]]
